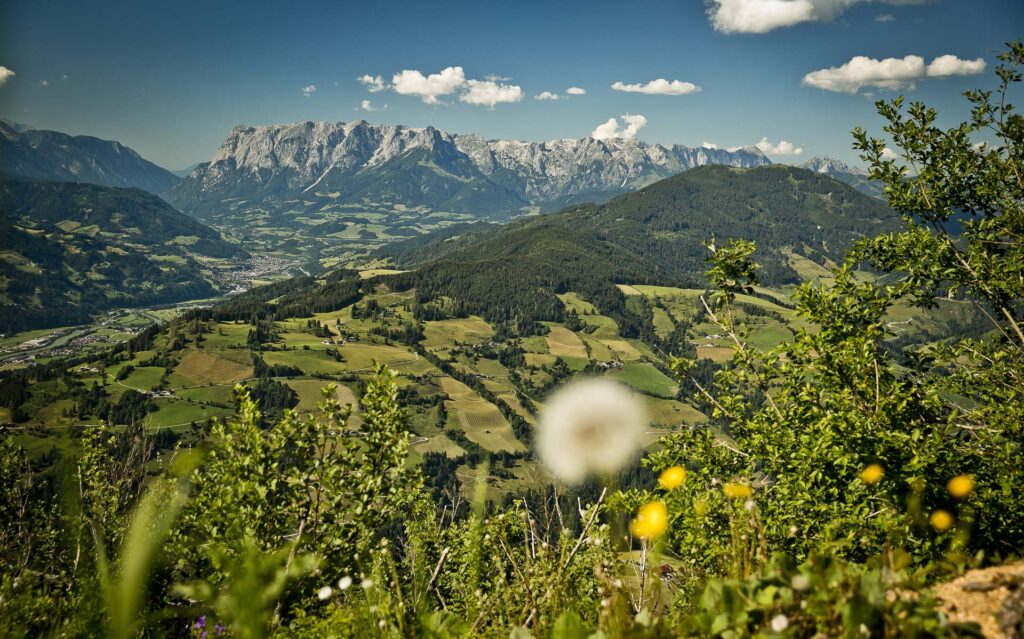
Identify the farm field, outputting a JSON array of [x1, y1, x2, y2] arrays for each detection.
[[7, 269, 978, 502]]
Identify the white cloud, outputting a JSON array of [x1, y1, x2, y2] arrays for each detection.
[[302, 84, 316, 97], [701, 141, 720, 149], [535, 91, 560, 101], [459, 79, 524, 108], [0, 66, 13, 87], [881, 146, 899, 160], [591, 114, 647, 141], [755, 137, 804, 155], [611, 79, 701, 95], [39, 79, 49, 87], [485, 74, 512, 81], [926, 54, 986, 77], [566, 86, 586, 95], [707, 0, 931, 34], [709, 0, 815, 34], [358, 74, 386, 92], [803, 53, 986, 94], [360, 100, 388, 112], [874, 13, 895, 22], [391, 66, 466, 104]]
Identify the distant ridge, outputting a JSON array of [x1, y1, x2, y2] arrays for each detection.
[[166, 120, 771, 219], [800, 156, 882, 198], [0, 119, 180, 194]]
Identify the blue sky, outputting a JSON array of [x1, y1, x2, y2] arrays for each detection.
[[0, 0, 1020, 169]]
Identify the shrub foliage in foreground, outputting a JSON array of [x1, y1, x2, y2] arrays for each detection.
[[1, 42, 1023, 639]]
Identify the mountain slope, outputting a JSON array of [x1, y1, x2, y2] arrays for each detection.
[[0, 120, 180, 194], [0, 180, 246, 332], [379, 165, 898, 334], [800, 156, 882, 198], [166, 120, 770, 221]]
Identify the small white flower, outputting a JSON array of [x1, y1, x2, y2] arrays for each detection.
[[770, 614, 789, 632], [744, 499, 756, 511], [791, 574, 810, 591], [361, 578, 374, 590], [537, 378, 648, 483], [613, 579, 623, 589], [338, 576, 353, 590], [317, 586, 333, 600]]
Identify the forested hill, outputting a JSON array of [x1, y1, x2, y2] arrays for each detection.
[[0, 180, 247, 332], [377, 164, 898, 334], [386, 164, 897, 281]]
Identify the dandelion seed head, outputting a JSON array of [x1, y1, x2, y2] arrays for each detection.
[[791, 574, 810, 591], [317, 586, 333, 600], [338, 576, 353, 590], [771, 614, 789, 632], [537, 378, 647, 483], [744, 499, 756, 512], [361, 578, 374, 590]]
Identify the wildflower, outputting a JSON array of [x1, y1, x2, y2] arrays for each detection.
[[770, 614, 789, 632], [860, 464, 884, 485], [658, 466, 687, 490], [361, 578, 374, 590], [723, 482, 753, 499], [317, 586, 333, 600], [930, 509, 954, 532], [193, 616, 206, 630], [338, 576, 353, 590], [215, 626, 226, 636], [537, 378, 648, 483], [630, 501, 668, 540], [791, 574, 810, 591], [744, 499, 756, 512], [947, 474, 974, 499]]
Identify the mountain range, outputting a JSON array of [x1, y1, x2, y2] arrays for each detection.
[[165, 120, 773, 220], [0, 119, 181, 194]]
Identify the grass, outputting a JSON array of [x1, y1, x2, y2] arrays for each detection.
[[176, 385, 235, 405], [423, 317, 493, 350], [172, 349, 253, 386], [411, 432, 468, 458], [609, 363, 678, 398], [643, 396, 706, 427], [652, 307, 675, 338], [439, 376, 526, 453], [287, 379, 359, 415], [599, 340, 644, 361], [146, 399, 233, 428], [120, 366, 165, 391], [545, 326, 588, 358]]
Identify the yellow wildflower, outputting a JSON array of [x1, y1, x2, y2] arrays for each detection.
[[723, 482, 753, 499], [860, 464, 884, 485], [658, 466, 687, 490], [947, 475, 974, 499], [630, 501, 668, 540], [930, 509, 954, 532]]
